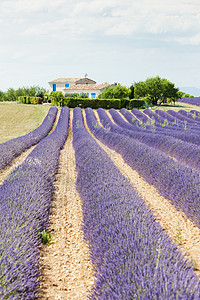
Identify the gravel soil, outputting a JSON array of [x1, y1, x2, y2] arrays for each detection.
[[38, 111, 94, 299]]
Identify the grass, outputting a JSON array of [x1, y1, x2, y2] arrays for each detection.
[[145, 101, 200, 112], [0, 102, 50, 143], [0, 101, 199, 144]]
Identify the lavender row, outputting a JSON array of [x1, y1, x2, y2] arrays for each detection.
[[120, 108, 200, 146], [178, 110, 200, 122], [177, 97, 200, 106], [0, 106, 58, 171], [132, 108, 200, 132], [86, 107, 200, 230], [152, 109, 200, 132], [121, 108, 185, 132], [0, 106, 70, 299], [131, 108, 184, 129], [73, 107, 200, 299], [97, 108, 200, 172], [118, 108, 200, 146], [165, 110, 200, 126]]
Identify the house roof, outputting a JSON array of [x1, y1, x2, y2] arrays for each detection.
[[48, 78, 83, 84], [63, 84, 114, 91], [48, 77, 96, 84]]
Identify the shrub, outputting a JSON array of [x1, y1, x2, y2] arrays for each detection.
[[125, 98, 146, 109], [18, 96, 42, 104], [61, 97, 121, 109]]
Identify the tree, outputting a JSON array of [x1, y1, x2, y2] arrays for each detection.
[[129, 85, 135, 99], [180, 92, 194, 97], [65, 92, 89, 98], [133, 76, 180, 105], [49, 91, 64, 106], [6, 88, 18, 101], [98, 84, 131, 100], [0, 90, 4, 101]]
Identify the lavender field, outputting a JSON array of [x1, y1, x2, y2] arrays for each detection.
[[1, 104, 200, 299]]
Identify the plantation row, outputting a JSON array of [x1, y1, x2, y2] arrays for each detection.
[[178, 97, 200, 106], [1, 106, 200, 298], [74, 107, 200, 299], [87, 108, 200, 228], [0, 107, 57, 171], [0, 107, 70, 298]]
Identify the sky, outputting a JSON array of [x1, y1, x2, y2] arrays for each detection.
[[1, 0, 200, 94]]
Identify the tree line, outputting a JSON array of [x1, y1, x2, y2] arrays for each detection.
[[0, 76, 194, 106], [0, 86, 48, 102], [99, 76, 193, 105]]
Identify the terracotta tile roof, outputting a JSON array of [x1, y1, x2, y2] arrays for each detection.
[[63, 84, 114, 91], [48, 78, 82, 84]]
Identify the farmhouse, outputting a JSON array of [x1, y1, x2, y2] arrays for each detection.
[[48, 77, 116, 99]]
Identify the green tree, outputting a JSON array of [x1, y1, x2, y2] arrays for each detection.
[[79, 92, 89, 98], [98, 84, 131, 100], [15, 85, 47, 98], [133, 76, 180, 105], [0, 85, 47, 102], [129, 85, 135, 99], [65, 92, 89, 98], [0, 90, 4, 101], [49, 91, 64, 106], [180, 92, 194, 97], [4, 88, 17, 101]]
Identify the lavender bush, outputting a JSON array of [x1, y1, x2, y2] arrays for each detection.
[[154, 109, 200, 132], [86, 107, 200, 229], [97, 108, 200, 172], [0, 106, 70, 299], [167, 110, 200, 125], [73, 107, 200, 299], [0, 106, 58, 171], [177, 97, 200, 106], [131, 108, 200, 132], [177, 110, 200, 123], [120, 108, 200, 146]]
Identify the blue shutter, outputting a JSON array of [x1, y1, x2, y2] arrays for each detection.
[[91, 93, 96, 99], [65, 84, 69, 88], [87, 93, 89, 98], [53, 84, 56, 91]]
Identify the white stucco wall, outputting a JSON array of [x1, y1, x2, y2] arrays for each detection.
[[49, 83, 66, 93], [64, 89, 101, 98]]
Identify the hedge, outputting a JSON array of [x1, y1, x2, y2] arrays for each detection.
[[18, 96, 43, 104], [61, 97, 147, 109], [61, 98, 121, 109], [125, 98, 146, 109], [18, 95, 147, 109]]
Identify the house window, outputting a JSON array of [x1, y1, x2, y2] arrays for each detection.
[[91, 93, 96, 99], [65, 84, 69, 88], [87, 93, 89, 97], [53, 84, 56, 91]]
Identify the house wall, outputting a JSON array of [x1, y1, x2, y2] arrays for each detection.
[[49, 80, 116, 97], [49, 78, 96, 93], [64, 89, 101, 99], [49, 80, 77, 93], [49, 83, 66, 93]]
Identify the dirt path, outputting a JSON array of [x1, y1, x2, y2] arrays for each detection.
[[84, 110, 200, 275], [38, 110, 94, 299]]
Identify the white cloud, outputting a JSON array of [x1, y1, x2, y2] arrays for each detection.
[[1, 0, 200, 45], [1, 0, 200, 91]]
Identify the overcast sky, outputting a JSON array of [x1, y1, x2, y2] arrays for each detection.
[[1, 0, 200, 93]]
